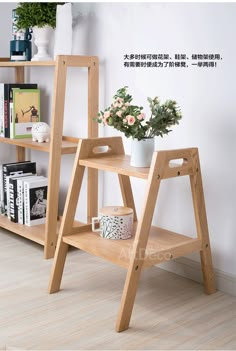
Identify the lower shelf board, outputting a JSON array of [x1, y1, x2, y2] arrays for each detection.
[[0, 215, 47, 245], [0, 215, 85, 246], [63, 225, 202, 269]]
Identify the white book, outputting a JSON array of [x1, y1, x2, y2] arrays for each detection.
[[0, 83, 4, 137], [17, 175, 42, 224], [24, 177, 48, 226], [6, 172, 34, 219]]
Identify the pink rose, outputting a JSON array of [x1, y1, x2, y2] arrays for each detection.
[[103, 116, 109, 125], [127, 115, 135, 126], [116, 110, 122, 118], [137, 113, 145, 120], [104, 111, 110, 118], [117, 97, 124, 104]]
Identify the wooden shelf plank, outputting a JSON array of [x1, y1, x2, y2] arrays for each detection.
[[80, 155, 150, 179], [63, 225, 201, 269], [0, 215, 86, 247], [0, 56, 97, 68], [0, 61, 56, 67], [0, 136, 79, 154], [0, 215, 46, 245]]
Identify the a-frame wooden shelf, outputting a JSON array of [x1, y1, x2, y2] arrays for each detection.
[[48, 136, 216, 332], [0, 56, 99, 258]]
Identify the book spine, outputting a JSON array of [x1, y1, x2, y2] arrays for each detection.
[[0, 165, 4, 214], [4, 85, 10, 138], [6, 176, 12, 218], [17, 179, 24, 224], [24, 182, 30, 226], [0, 84, 4, 137], [9, 100, 14, 139], [10, 178, 18, 223], [3, 165, 8, 213], [9, 178, 16, 222]]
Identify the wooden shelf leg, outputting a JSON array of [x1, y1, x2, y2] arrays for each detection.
[[48, 241, 69, 294], [48, 140, 86, 293], [116, 153, 164, 332], [118, 174, 137, 222], [87, 58, 99, 222], [16, 146, 26, 162], [44, 56, 68, 259], [190, 149, 216, 295]]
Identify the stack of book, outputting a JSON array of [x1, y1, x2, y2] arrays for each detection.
[[0, 161, 48, 226], [0, 83, 40, 139]]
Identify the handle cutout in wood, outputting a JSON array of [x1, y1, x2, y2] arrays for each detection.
[[168, 158, 188, 168], [92, 145, 111, 154]]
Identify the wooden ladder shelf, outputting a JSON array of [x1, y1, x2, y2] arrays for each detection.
[[48, 136, 216, 332]]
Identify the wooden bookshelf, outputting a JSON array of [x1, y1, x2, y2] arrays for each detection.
[[0, 215, 86, 246], [0, 136, 79, 154], [48, 136, 216, 332], [0, 55, 99, 258]]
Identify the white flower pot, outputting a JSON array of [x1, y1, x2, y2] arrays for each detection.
[[130, 138, 154, 168], [31, 26, 53, 61]]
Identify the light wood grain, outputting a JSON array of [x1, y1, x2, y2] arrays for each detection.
[[116, 151, 166, 332], [87, 57, 99, 222], [48, 140, 86, 293], [48, 137, 216, 332], [15, 66, 24, 83], [0, 60, 55, 67], [0, 55, 99, 259], [118, 174, 137, 222], [16, 146, 26, 162], [0, 216, 84, 246], [0, 136, 78, 154], [80, 154, 150, 179], [190, 148, 216, 294], [0, 230, 235, 350], [62, 225, 201, 269]]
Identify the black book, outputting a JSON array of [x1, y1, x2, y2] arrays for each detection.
[[2, 161, 36, 214], [4, 83, 37, 138]]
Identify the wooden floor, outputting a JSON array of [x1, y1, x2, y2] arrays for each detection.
[[0, 228, 236, 350]]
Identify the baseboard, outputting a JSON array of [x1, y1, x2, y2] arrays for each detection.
[[158, 257, 236, 297]]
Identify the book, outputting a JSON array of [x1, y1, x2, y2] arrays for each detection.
[[3, 84, 37, 138], [9, 173, 37, 223], [2, 161, 36, 214], [0, 83, 4, 137], [10, 88, 40, 139], [0, 165, 4, 214], [24, 177, 48, 226], [17, 175, 42, 224]]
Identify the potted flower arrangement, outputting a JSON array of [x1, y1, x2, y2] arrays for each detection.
[[16, 2, 64, 61], [96, 87, 182, 167]]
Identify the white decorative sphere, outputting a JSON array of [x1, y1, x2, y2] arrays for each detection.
[[32, 122, 50, 143]]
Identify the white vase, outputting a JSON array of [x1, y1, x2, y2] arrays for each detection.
[[130, 138, 155, 168], [31, 26, 53, 61], [54, 3, 72, 59]]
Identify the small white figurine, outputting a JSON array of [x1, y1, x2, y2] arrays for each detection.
[[32, 122, 50, 143]]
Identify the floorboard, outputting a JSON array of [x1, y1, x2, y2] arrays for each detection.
[[0, 228, 236, 350]]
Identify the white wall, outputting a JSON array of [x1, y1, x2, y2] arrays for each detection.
[[0, 3, 235, 280], [71, 2, 236, 277], [0, 2, 16, 161]]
